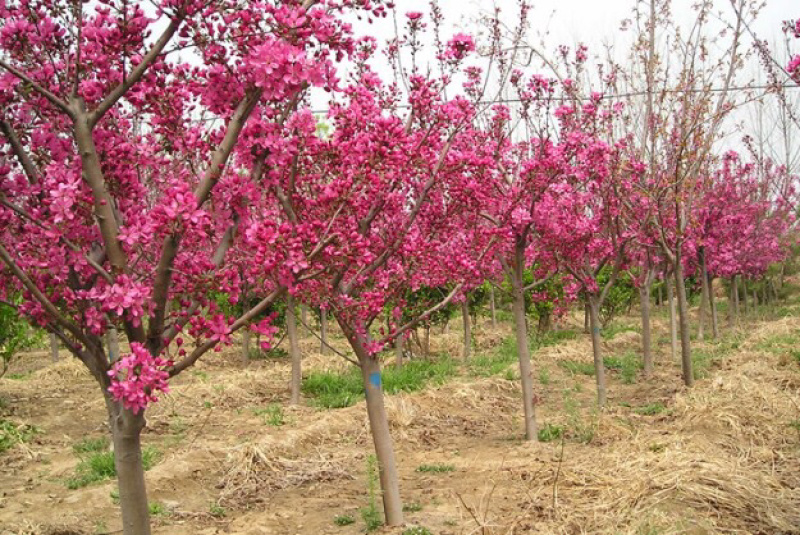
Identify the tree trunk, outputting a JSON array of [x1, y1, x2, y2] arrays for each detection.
[[537, 310, 552, 335], [741, 278, 748, 315], [106, 327, 120, 364], [489, 285, 497, 329], [241, 328, 250, 366], [708, 275, 719, 339], [511, 267, 538, 441], [584, 303, 590, 334], [657, 283, 663, 307], [697, 248, 708, 342], [287, 295, 301, 405], [395, 335, 403, 369], [423, 326, 430, 358], [588, 295, 607, 407], [49, 332, 59, 363], [666, 276, 678, 361], [319, 309, 329, 355], [674, 259, 694, 387], [108, 402, 151, 535], [461, 300, 471, 360], [344, 329, 403, 526], [639, 276, 653, 376], [729, 275, 739, 327], [300, 305, 308, 332]]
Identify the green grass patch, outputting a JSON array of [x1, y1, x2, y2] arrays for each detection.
[[5, 371, 33, 380], [534, 329, 579, 348], [603, 351, 642, 384], [635, 402, 667, 416], [558, 359, 595, 376], [148, 501, 170, 517], [303, 358, 457, 409], [67, 445, 160, 489], [253, 404, 285, 426], [539, 367, 551, 385], [403, 528, 433, 535], [334, 514, 355, 526], [0, 418, 37, 454], [209, 503, 226, 518], [403, 502, 423, 512], [416, 463, 455, 473], [73, 436, 109, 454], [537, 423, 564, 442], [600, 323, 637, 340]]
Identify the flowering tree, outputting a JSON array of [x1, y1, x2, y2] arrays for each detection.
[[0, 1, 386, 533]]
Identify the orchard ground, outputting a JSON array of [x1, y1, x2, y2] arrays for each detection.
[[2, 286, 800, 535]]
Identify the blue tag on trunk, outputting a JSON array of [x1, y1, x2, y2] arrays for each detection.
[[369, 372, 382, 389]]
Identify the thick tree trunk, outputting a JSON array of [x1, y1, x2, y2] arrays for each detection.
[[241, 329, 250, 366], [489, 285, 497, 329], [588, 296, 607, 407], [697, 248, 708, 341], [461, 300, 471, 360], [511, 268, 538, 441], [344, 329, 403, 526], [639, 276, 653, 376], [287, 295, 301, 405], [666, 276, 678, 361], [108, 402, 151, 535], [319, 309, 329, 355], [674, 259, 694, 387], [708, 275, 719, 339], [537, 310, 552, 335], [49, 332, 59, 363], [106, 327, 120, 364]]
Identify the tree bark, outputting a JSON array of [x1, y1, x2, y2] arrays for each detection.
[[674, 259, 694, 387], [49, 332, 59, 363], [319, 308, 329, 355], [511, 265, 538, 441], [344, 328, 403, 525], [461, 300, 471, 360], [666, 275, 678, 361], [708, 275, 719, 339], [584, 303, 590, 334], [697, 248, 708, 341], [741, 277, 748, 315], [300, 305, 308, 333], [108, 402, 151, 535], [639, 275, 653, 376], [287, 295, 301, 405], [489, 285, 497, 329], [241, 328, 250, 366], [395, 335, 403, 369], [537, 310, 552, 334], [107, 327, 120, 363], [588, 295, 607, 407], [729, 275, 739, 327]]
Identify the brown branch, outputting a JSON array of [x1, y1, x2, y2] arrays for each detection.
[[89, 17, 183, 128], [0, 118, 38, 184], [0, 59, 74, 119]]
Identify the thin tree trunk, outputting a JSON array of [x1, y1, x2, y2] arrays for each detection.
[[730, 275, 739, 327], [741, 278, 748, 315], [708, 275, 719, 339], [588, 295, 607, 407], [697, 248, 708, 341], [108, 402, 151, 535], [300, 305, 308, 333], [657, 283, 663, 307], [511, 264, 538, 441], [395, 336, 403, 369], [489, 285, 497, 329], [666, 276, 678, 361], [241, 329, 250, 366], [319, 309, 329, 355], [674, 259, 694, 387], [640, 275, 653, 376], [344, 329, 403, 525], [423, 326, 430, 358], [461, 300, 471, 360], [584, 303, 590, 334], [49, 332, 59, 363], [287, 295, 301, 405]]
